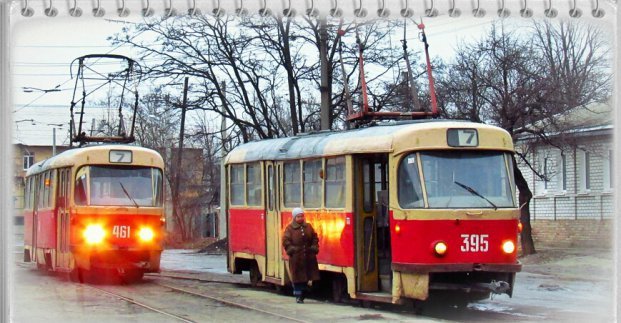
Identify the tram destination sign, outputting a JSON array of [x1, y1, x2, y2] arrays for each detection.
[[109, 150, 133, 163], [447, 129, 479, 147]]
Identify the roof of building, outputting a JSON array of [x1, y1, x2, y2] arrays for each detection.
[[521, 102, 612, 139]]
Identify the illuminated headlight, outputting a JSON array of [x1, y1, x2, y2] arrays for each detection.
[[433, 241, 448, 257], [138, 227, 155, 242], [502, 240, 516, 254], [83, 224, 106, 244]]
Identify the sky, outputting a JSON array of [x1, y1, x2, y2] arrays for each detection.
[[9, 0, 617, 146]]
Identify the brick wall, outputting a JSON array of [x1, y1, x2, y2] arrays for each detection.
[[528, 219, 613, 248]]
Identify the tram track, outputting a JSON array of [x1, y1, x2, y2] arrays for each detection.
[[84, 284, 197, 323], [152, 281, 308, 323]]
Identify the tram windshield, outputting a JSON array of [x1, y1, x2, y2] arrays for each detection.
[[398, 151, 516, 209], [75, 166, 164, 207]]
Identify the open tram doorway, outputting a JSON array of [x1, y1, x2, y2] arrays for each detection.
[[354, 154, 390, 294]]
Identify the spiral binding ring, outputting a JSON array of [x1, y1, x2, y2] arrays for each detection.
[[142, 0, 154, 17], [283, 0, 296, 17], [544, 0, 557, 17], [520, 0, 533, 18], [592, 0, 605, 17], [354, 0, 367, 17], [92, 0, 105, 17], [306, 0, 319, 17], [497, 0, 509, 17], [330, 0, 343, 17], [568, 0, 581, 17], [425, 0, 438, 17], [69, 0, 82, 17], [21, 0, 35, 17], [472, 0, 486, 17], [400, 0, 413, 17], [448, 0, 460, 17], [117, 0, 130, 17], [188, 0, 201, 16], [377, 0, 389, 17], [164, 0, 176, 17], [258, 0, 272, 17], [235, 0, 248, 16], [44, 0, 58, 17], [212, 0, 224, 17]]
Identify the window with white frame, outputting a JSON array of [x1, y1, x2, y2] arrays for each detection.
[[603, 149, 613, 190], [23, 152, 34, 170], [560, 153, 567, 192], [578, 149, 590, 192]]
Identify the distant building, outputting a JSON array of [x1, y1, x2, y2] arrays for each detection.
[[516, 103, 613, 248], [12, 144, 71, 225]]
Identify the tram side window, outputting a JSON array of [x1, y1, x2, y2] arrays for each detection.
[[246, 163, 262, 206], [230, 165, 244, 206], [75, 169, 88, 205], [284, 161, 301, 207], [153, 169, 164, 206], [303, 159, 322, 208], [325, 157, 345, 208], [398, 154, 424, 208]]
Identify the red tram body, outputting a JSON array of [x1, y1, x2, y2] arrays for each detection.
[[23, 144, 166, 282], [224, 120, 522, 304]]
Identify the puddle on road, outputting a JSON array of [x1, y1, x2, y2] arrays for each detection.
[[468, 303, 546, 319]]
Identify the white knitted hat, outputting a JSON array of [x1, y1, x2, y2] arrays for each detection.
[[292, 207, 304, 217]]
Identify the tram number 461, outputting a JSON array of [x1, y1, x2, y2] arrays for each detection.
[[460, 234, 489, 252], [113, 225, 131, 238]]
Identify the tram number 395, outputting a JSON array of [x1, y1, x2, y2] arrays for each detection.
[[460, 234, 489, 252], [113, 225, 131, 238]]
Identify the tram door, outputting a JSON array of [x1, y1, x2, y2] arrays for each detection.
[[56, 168, 71, 270], [354, 154, 388, 292], [265, 162, 282, 279]]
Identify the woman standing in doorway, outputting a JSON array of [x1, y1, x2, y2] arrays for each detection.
[[282, 207, 320, 303]]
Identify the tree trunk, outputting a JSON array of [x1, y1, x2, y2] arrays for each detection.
[[513, 156, 537, 255]]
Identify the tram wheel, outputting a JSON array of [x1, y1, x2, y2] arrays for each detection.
[[249, 262, 262, 287], [331, 275, 346, 303], [120, 270, 144, 283], [69, 268, 84, 283]]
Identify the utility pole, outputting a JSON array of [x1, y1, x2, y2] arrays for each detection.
[[173, 77, 189, 240], [319, 16, 331, 131], [52, 128, 56, 156]]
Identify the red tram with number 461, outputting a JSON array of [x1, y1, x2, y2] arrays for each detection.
[[23, 145, 166, 282]]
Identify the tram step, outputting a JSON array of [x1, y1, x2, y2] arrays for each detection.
[[355, 291, 392, 303]]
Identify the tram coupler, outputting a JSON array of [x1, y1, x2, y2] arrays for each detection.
[[475, 280, 511, 294]]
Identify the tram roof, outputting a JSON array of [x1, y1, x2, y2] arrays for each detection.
[[26, 144, 164, 176], [225, 120, 514, 164]]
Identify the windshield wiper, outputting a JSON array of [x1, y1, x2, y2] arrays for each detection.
[[119, 182, 139, 208], [454, 181, 497, 210]]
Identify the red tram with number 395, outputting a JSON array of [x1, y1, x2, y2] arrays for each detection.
[[224, 120, 522, 305], [23, 144, 166, 282]]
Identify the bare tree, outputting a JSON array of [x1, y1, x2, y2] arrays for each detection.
[[438, 21, 612, 255]]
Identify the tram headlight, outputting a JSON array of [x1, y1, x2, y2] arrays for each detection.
[[433, 241, 448, 257], [83, 224, 106, 244], [138, 227, 155, 242], [502, 240, 516, 254]]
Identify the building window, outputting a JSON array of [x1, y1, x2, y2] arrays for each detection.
[[578, 150, 590, 192], [23, 152, 34, 170], [604, 150, 613, 190], [561, 153, 567, 191], [543, 157, 549, 190]]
